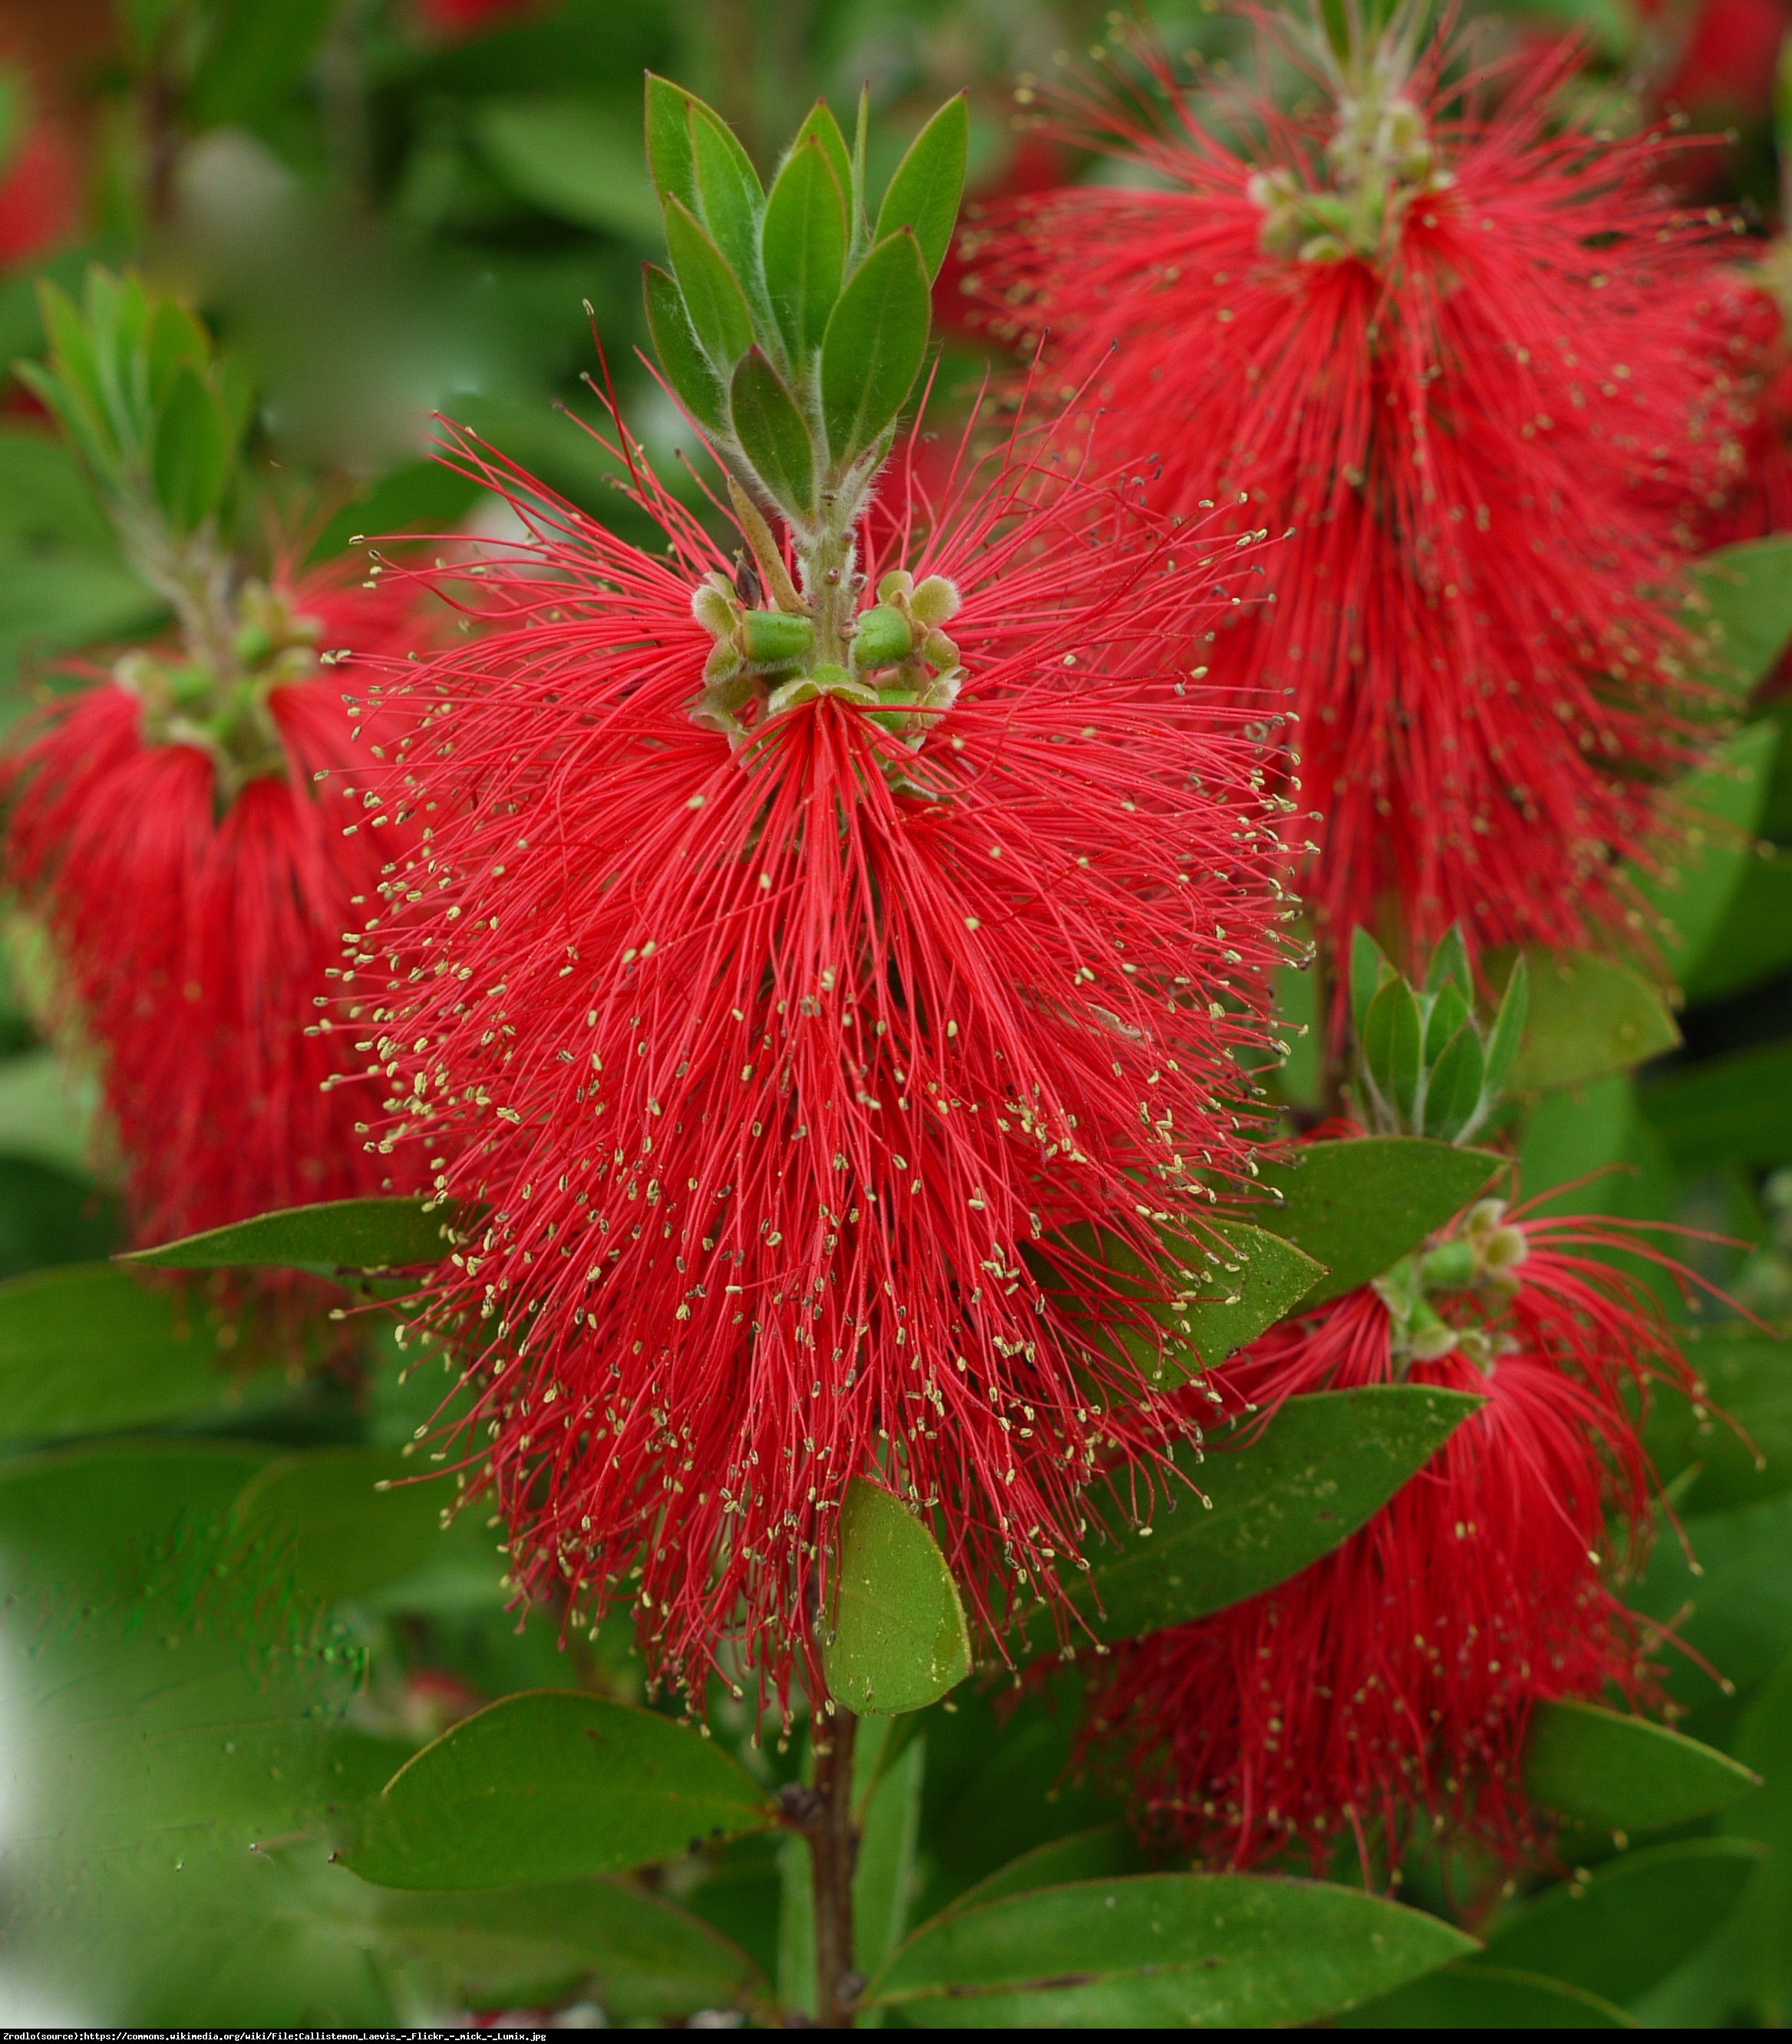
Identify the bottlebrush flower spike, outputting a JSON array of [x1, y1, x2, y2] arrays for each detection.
[[356, 410, 1298, 1701], [3, 567, 431, 1249], [1081, 1197, 1699, 1871], [969, 16, 1719, 969]]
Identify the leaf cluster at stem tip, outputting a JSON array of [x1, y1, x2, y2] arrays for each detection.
[[1350, 926, 1526, 1144]]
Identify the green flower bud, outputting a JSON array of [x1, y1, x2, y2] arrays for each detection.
[[740, 609, 815, 665], [851, 605, 913, 669], [909, 575, 961, 628]]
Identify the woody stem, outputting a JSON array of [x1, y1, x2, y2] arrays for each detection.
[[810, 1702, 859, 2027]]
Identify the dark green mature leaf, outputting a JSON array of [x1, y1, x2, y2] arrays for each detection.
[[124, 1194, 460, 1275], [1721, 1648, 1792, 2019], [644, 263, 726, 432], [476, 96, 662, 241], [0, 1262, 276, 1441], [1523, 1701, 1759, 1832], [855, 1731, 927, 1983], [942, 1827, 1151, 1918], [1338, 1962, 1634, 2029], [662, 197, 754, 371], [873, 94, 969, 279], [762, 138, 846, 360], [1685, 846, 1792, 1005], [1648, 1326, 1792, 1515], [1507, 951, 1679, 1093], [1179, 1222, 1325, 1369], [187, 0, 338, 127], [343, 1692, 776, 1889], [731, 350, 814, 517], [1639, 1039, 1792, 1174], [1634, 1489, 1792, 1704], [1053, 1386, 1478, 1646], [819, 229, 930, 468], [150, 362, 230, 533], [1692, 535, 1792, 696], [1473, 1840, 1764, 2007], [863, 1873, 1474, 2026], [1249, 1137, 1501, 1306], [823, 1478, 970, 1715], [1642, 722, 1780, 982]]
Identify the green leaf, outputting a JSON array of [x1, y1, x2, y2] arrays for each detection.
[[1633, 1488, 1792, 1704], [1639, 722, 1780, 983], [762, 137, 847, 360], [1639, 1039, 1792, 1174], [819, 229, 931, 468], [688, 101, 765, 292], [309, 457, 484, 564], [475, 96, 662, 242], [1421, 976, 1470, 1066], [342, 1692, 776, 1890], [1691, 535, 1792, 697], [1482, 951, 1529, 1101], [1362, 976, 1424, 1124], [873, 94, 969, 279], [940, 1827, 1151, 1918], [862, 1873, 1474, 2026], [1056, 1386, 1477, 1644], [1722, 1647, 1792, 2019], [791, 100, 854, 226], [187, 0, 338, 127], [1423, 923, 1473, 999], [1523, 1701, 1759, 1832], [124, 1195, 461, 1276], [730, 348, 815, 517], [1421, 1023, 1485, 1141], [150, 361, 230, 533], [644, 263, 727, 433], [1648, 1326, 1792, 1514], [1249, 1136, 1501, 1306], [1177, 1221, 1325, 1369], [643, 73, 699, 213], [854, 1730, 926, 1983], [0, 1262, 278, 1442], [1473, 1839, 1764, 2007], [0, 1045, 97, 1177], [1682, 844, 1792, 1005], [662, 196, 755, 373], [823, 1478, 971, 1715], [1338, 1962, 1634, 2028], [1504, 950, 1680, 1094], [1349, 927, 1396, 1042]]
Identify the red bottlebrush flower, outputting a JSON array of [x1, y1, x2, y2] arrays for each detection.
[[966, 29, 1718, 968], [1688, 259, 1792, 546], [1081, 1198, 1695, 1871], [3, 568, 431, 1249], [358, 415, 1297, 1700], [1659, 0, 1792, 121], [0, 111, 77, 269], [410, 0, 541, 37]]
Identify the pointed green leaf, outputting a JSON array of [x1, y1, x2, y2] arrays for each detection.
[[791, 99, 853, 223], [1523, 1700, 1759, 1832], [1338, 1962, 1634, 2029], [1423, 923, 1473, 998], [1421, 977, 1469, 1067], [854, 1732, 926, 1982], [688, 101, 764, 290], [643, 263, 726, 432], [1421, 1022, 1485, 1141], [1472, 1839, 1763, 2008], [1691, 534, 1792, 698], [663, 196, 754, 373], [1349, 926, 1395, 1042], [342, 1692, 776, 1889], [1481, 950, 1529, 1100], [644, 73, 699, 213], [144, 296, 210, 401], [873, 94, 969, 280], [941, 1828, 1151, 1920], [1051, 1385, 1479, 1645], [1506, 950, 1679, 1094], [729, 348, 815, 518], [819, 229, 930, 468], [862, 1873, 1474, 2026], [1250, 1136, 1500, 1306], [823, 1478, 970, 1716], [1175, 1220, 1325, 1369], [123, 1195, 462, 1276], [762, 137, 846, 359], [150, 361, 230, 532], [1362, 976, 1424, 1126]]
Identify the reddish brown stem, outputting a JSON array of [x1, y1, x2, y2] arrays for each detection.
[[809, 1703, 858, 2027]]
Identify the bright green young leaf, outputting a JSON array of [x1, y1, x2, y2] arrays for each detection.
[[0, 1262, 278, 1442], [819, 229, 931, 468], [1473, 1839, 1764, 2008], [1647, 1326, 1792, 1515], [1338, 1962, 1633, 2029], [124, 1194, 461, 1275], [1424, 924, 1473, 998], [343, 1691, 776, 1890], [644, 73, 700, 213], [1523, 1700, 1759, 1832], [1249, 1136, 1501, 1306], [475, 97, 662, 242], [791, 99, 855, 227], [643, 263, 727, 432], [1041, 1386, 1476, 1650], [688, 101, 765, 290], [940, 1827, 1151, 1919], [1505, 950, 1680, 1094], [730, 349, 815, 517], [1362, 974, 1424, 1124], [1421, 1022, 1485, 1141], [1691, 535, 1792, 698], [823, 1478, 971, 1715], [854, 1732, 926, 1983], [873, 94, 969, 279], [0, 1045, 97, 1177], [1639, 1039, 1792, 1174], [662, 197, 754, 372], [1350, 926, 1397, 1041], [761, 137, 847, 360], [863, 1873, 1474, 2026], [1640, 722, 1780, 982], [1482, 951, 1529, 1099], [150, 361, 231, 533]]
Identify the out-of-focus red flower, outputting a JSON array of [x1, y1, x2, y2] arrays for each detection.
[[355, 413, 1297, 1702], [967, 31, 1719, 975], [410, 0, 541, 38], [0, 111, 78, 269], [2, 568, 433, 1250], [1661, 0, 1792, 118], [1081, 1200, 1697, 1872]]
